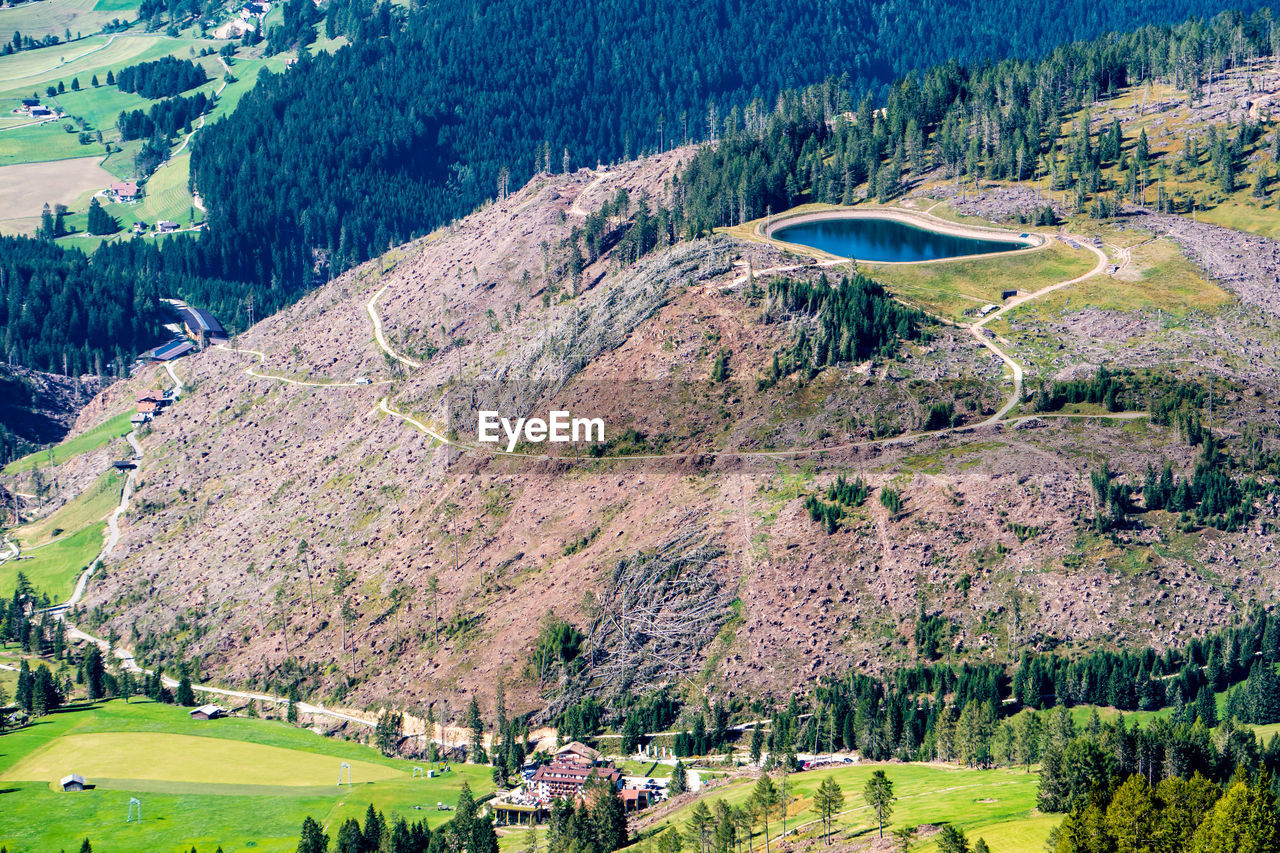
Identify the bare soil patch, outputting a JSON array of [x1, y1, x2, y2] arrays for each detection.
[[0, 156, 109, 226]]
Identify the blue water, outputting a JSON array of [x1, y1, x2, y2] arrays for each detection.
[[773, 217, 1028, 262]]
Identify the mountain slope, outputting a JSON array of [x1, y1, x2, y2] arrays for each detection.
[[52, 147, 1280, 723]]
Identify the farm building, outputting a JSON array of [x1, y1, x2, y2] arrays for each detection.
[[110, 182, 140, 202], [149, 339, 195, 361], [156, 220, 179, 233], [60, 774, 86, 792], [189, 704, 226, 720], [29, 106, 52, 118], [177, 306, 228, 348]]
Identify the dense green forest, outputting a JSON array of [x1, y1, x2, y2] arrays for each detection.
[[675, 10, 1280, 234], [556, 603, 1280, 772], [114, 56, 208, 99], [0, 237, 167, 375], [117, 91, 213, 141]]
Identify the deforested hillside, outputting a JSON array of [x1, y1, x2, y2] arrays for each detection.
[[32, 133, 1279, 728]]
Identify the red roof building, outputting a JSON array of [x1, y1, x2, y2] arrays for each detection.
[[110, 182, 139, 201]]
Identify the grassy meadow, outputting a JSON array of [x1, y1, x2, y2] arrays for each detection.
[[0, 700, 494, 852]]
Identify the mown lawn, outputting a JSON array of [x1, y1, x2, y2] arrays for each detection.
[[0, 0, 139, 39], [0, 119, 105, 165], [0, 700, 494, 852]]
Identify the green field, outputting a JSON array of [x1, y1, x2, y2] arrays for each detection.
[[3, 409, 133, 475], [0, 700, 494, 852], [636, 762, 1046, 853], [620, 760, 672, 779], [0, 34, 204, 100], [15, 468, 121, 548], [0, 118, 106, 165], [0, 0, 140, 39], [0, 521, 103, 599]]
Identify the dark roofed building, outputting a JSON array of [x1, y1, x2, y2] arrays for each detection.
[[178, 306, 228, 348], [150, 339, 195, 361]]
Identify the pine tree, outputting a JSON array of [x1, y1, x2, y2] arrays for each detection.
[[751, 774, 779, 853], [670, 760, 688, 795], [813, 777, 844, 843], [175, 674, 195, 706], [935, 825, 968, 853], [296, 816, 328, 853], [464, 695, 484, 762], [862, 770, 895, 838], [750, 723, 764, 765]]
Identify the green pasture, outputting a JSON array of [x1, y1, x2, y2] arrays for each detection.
[[0, 700, 494, 852], [0, 34, 202, 100], [0, 118, 105, 165]]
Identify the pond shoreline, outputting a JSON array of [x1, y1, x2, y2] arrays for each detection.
[[759, 206, 1047, 265]]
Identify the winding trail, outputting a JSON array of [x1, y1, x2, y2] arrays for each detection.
[[367, 282, 422, 368], [569, 169, 612, 218], [735, 211, 1111, 425], [47, 206, 1124, 734], [47, 362, 377, 728], [971, 237, 1109, 423], [214, 343, 391, 387]]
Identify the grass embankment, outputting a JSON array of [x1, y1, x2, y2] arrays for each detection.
[[620, 760, 673, 779], [635, 763, 1045, 853], [3, 410, 133, 475], [1005, 238, 1231, 319], [0, 466, 126, 599], [866, 238, 1094, 321], [0, 700, 493, 852]]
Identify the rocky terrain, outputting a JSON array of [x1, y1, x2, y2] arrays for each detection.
[[38, 145, 1280, 725]]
